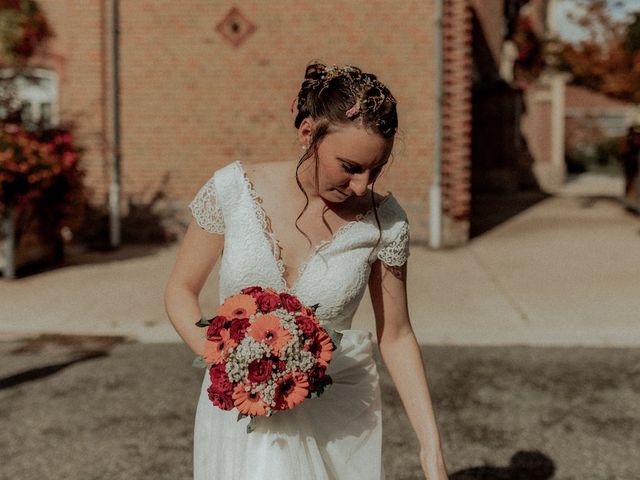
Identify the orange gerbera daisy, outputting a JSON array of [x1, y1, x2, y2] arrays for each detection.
[[275, 372, 309, 410], [232, 383, 268, 416], [246, 314, 292, 356], [311, 330, 334, 368], [218, 294, 258, 319], [203, 329, 237, 365]]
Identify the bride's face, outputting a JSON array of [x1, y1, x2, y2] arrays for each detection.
[[300, 122, 394, 204]]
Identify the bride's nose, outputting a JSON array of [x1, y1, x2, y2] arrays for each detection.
[[349, 172, 370, 196]]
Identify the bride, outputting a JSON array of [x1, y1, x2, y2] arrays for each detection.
[[164, 62, 449, 479]]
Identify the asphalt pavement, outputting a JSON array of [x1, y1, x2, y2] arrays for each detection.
[[1, 338, 638, 479]]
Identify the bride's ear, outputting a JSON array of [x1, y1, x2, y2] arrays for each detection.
[[298, 117, 314, 148]]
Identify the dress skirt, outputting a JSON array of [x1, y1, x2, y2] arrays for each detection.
[[193, 329, 385, 480]]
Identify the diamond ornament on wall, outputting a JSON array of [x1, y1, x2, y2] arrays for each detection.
[[216, 7, 256, 47]]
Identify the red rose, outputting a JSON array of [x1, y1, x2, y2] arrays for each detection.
[[269, 357, 288, 373], [279, 293, 303, 312], [295, 314, 318, 338], [307, 365, 327, 386], [206, 315, 228, 340], [229, 318, 250, 343], [241, 286, 264, 297], [256, 291, 281, 312], [247, 358, 273, 383], [209, 364, 233, 393], [207, 388, 234, 410]]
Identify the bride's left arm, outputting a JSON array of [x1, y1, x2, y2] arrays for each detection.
[[368, 258, 449, 480]]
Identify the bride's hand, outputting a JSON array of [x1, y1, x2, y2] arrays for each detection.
[[420, 447, 448, 480]]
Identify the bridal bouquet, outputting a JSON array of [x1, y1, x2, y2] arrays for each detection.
[[194, 286, 342, 433]]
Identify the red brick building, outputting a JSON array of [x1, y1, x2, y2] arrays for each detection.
[[565, 84, 640, 150], [16, 0, 534, 247]]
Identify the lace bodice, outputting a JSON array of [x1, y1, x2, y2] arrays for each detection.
[[189, 160, 410, 332]]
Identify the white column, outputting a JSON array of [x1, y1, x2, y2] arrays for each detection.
[[550, 72, 567, 184]]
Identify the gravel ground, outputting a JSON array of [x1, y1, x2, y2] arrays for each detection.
[[1, 336, 639, 480]]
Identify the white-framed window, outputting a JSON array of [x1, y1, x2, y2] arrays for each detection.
[[0, 67, 59, 129]]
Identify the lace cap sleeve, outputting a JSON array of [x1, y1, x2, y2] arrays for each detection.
[[188, 173, 225, 235], [377, 219, 410, 267]]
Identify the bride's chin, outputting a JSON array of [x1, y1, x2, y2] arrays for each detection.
[[333, 190, 352, 202], [320, 191, 350, 206]]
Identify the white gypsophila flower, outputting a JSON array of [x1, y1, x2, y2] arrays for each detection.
[[282, 319, 301, 339], [260, 380, 276, 406], [296, 350, 315, 372], [226, 336, 267, 382], [281, 336, 303, 361]]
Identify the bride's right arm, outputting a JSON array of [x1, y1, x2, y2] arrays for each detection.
[[163, 218, 224, 355]]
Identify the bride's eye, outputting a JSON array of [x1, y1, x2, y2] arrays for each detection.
[[341, 163, 360, 174]]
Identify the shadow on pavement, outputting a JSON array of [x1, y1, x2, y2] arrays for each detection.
[[8, 244, 168, 279], [469, 190, 551, 239], [450, 450, 555, 479], [577, 194, 626, 209], [0, 351, 108, 390], [1, 334, 126, 390]]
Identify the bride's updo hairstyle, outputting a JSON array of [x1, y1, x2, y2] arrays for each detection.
[[292, 61, 398, 250]]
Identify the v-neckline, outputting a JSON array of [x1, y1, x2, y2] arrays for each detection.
[[234, 160, 391, 292]]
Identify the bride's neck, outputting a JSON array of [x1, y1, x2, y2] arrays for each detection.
[[292, 159, 321, 200]]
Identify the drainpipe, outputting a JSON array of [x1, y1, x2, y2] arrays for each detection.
[[109, 0, 121, 248], [429, 0, 444, 249]]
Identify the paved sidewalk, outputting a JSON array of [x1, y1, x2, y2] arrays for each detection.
[[1, 173, 638, 346]]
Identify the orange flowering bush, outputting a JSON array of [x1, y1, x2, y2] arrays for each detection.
[[0, 123, 84, 240], [195, 286, 341, 433], [0, 0, 53, 66]]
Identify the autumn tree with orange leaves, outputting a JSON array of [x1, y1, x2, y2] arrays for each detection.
[[556, 0, 640, 103]]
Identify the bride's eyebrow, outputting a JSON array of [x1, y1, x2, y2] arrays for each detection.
[[336, 156, 360, 166], [336, 156, 387, 168]]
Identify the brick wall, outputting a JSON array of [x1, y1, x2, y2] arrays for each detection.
[[32, 0, 108, 203], [441, 0, 472, 244], [31, 1, 478, 245]]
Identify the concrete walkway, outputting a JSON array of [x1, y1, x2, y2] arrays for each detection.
[[1, 173, 638, 346]]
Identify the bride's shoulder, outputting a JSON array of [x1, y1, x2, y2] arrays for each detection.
[[360, 189, 395, 211], [371, 190, 408, 222], [240, 160, 289, 180], [370, 190, 388, 207]]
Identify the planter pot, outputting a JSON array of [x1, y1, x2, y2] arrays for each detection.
[[0, 208, 16, 279], [0, 205, 64, 279]]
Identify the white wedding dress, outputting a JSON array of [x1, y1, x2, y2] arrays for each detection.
[[188, 160, 410, 480]]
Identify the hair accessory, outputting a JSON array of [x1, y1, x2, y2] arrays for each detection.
[[345, 101, 360, 119], [297, 62, 398, 136]]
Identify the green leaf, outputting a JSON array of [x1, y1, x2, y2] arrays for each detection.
[[237, 411, 248, 422], [309, 375, 333, 398], [195, 317, 211, 327], [246, 416, 256, 434], [327, 328, 343, 348], [192, 356, 208, 369]]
